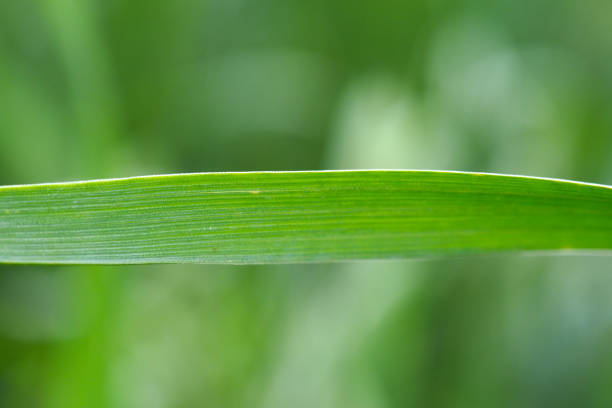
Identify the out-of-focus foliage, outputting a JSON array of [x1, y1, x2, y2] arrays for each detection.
[[0, 0, 611, 407]]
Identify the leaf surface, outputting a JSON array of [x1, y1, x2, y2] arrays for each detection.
[[1, 170, 611, 264]]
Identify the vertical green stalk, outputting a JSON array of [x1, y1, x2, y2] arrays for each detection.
[[36, 0, 121, 406]]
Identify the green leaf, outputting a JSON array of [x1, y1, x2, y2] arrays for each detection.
[[1, 170, 611, 264]]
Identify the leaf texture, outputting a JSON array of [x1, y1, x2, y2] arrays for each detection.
[[1, 170, 611, 264]]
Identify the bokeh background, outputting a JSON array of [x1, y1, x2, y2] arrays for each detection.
[[1, 0, 612, 407]]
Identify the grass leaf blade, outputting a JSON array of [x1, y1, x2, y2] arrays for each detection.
[[1, 170, 611, 264]]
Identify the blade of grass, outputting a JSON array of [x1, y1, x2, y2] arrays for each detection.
[[0, 170, 610, 264]]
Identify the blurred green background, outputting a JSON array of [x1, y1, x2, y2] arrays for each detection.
[[1, 0, 612, 407]]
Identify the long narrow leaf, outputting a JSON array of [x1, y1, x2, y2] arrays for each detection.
[[1, 170, 611, 264]]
